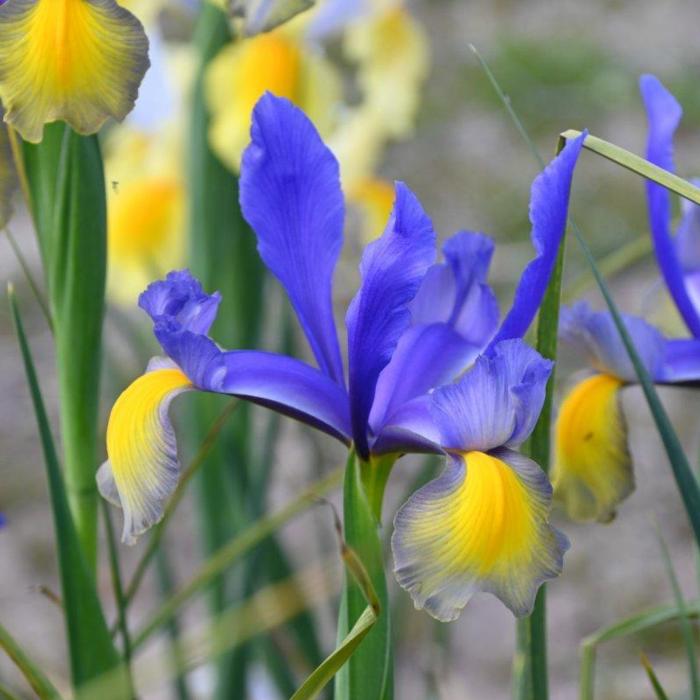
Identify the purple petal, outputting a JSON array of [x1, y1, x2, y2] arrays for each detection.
[[371, 395, 443, 455], [346, 182, 436, 458], [640, 74, 700, 337], [560, 302, 666, 382], [658, 338, 700, 383], [489, 132, 586, 348], [431, 339, 552, 452], [240, 94, 345, 384]]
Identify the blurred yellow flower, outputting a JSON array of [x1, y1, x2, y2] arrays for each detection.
[[0, 0, 150, 143], [205, 25, 340, 172]]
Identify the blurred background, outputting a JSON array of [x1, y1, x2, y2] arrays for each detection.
[[2, 0, 700, 698]]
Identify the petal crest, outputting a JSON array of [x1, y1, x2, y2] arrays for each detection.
[[98, 362, 193, 544], [392, 449, 568, 620], [552, 373, 633, 522], [0, 0, 150, 143]]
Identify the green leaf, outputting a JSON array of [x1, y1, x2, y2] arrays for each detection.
[[8, 287, 126, 696], [131, 466, 343, 649], [579, 600, 700, 700], [653, 522, 700, 699], [0, 622, 62, 700], [640, 653, 671, 700], [335, 451, 393, 700]]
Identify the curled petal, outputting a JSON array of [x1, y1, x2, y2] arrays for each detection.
[[392, 449, 568, 620], [431, 339, 552, 453], [240, 94, 345, 384], [346, 181, 436, 457], [98, 362, 193, 544], [0, 0, 150, 143], [640, 74, 700, 337], [553, 374, 633, 523], [490, 131, 585, 347], [560, 301, 666, 382]]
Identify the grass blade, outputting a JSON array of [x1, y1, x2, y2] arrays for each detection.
[[653, 521, 700, 699], [579, 600, 700, 700], [132, 467, 343, 649], [0, 623, 62, 700], [8, 286, 126, 696], [640, 653, 671, 700]]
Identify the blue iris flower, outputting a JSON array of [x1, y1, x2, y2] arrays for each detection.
[[99, 93, 584, 618]]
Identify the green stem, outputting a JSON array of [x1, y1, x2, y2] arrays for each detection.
[[335, 451, 393, 700]]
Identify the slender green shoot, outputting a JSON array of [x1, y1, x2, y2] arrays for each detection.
[[640, 653, 671, 700]]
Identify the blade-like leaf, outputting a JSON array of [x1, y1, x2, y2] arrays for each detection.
[[0, 622, 62, 700], [8, 286, 126, 695], [579, 600, 700, 700], [640, 653, 671, 700]]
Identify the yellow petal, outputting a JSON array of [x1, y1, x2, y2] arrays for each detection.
[[345, 4, 429, 139], [0, 0, 150, 143], [393, 449, 567, 620], [98, 363, 192, 544], [553, 373, 633, 523], [205, 29, 340, 172]]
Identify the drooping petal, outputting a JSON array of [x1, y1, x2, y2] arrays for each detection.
[[206, 32, 340, 172], [346, 181, 436, 457], [392, 449, 568, 620], [560, 301, 666, 382], [640, 74, 700, 337], [98, 360, 193, 544], [430, 339, 552, 453], [489, 132, 586, 348], [240, 94, 345, 384], [552, 373, 632, 523], [0, 0, 150, 143], [140, 270, 353, 441]]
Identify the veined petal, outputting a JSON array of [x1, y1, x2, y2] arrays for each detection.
[[640, 75, 700, 336], [553, 373, 632, 522], [431, 339, 552, 453], [346, 181, 436, 457], [140, 271, 352, 441], [98, 361, 193, 544], [0, 0, 150, 143], [240, 94, 345, 384], [206, 32, 340, 172], [489, 132, 585, 348], [560, 301, 666, 382], [392, 449, 568, 620]]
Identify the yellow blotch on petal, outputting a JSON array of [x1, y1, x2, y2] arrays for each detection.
[[393, 450, 565, 620], [205, 29, 340, 171], [98, 365, 192, 544], [0, 0, 149, 143], [553, 373, 633, 523]]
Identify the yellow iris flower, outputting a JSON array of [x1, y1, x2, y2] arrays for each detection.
[[0, 0, 150, 143]]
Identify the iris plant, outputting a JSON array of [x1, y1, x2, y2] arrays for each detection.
[[553, 75, 700, 523], [99, 93, 584, 619]]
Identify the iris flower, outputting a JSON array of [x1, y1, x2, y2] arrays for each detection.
[[0, 0, 150, 143], [99, 93, 584, 619], [552, 75, 700, 523]]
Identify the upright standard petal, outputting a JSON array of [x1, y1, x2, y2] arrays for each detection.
[[98, 359, 193, 544], [369, 232, 499, 436], [140, 270, 353, 441], [346, 181, 436, 457], [430, 339, 552, 453], [560, 302, 666, 382], [392, 449, 568, 620], [675, 184, 700, 310], [0, 0, 150, 143], [552, 374, 632, 522], [240, 94, 345, 384], [640, 74, 700, 336], [489, 132, 585, 348]]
